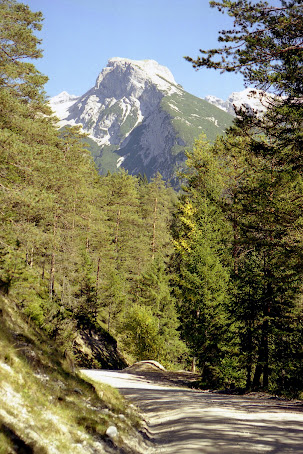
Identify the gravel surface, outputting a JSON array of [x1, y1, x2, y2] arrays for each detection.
[[82, 368, 303, 453]]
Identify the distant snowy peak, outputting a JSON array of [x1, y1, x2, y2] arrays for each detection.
[[205, 88, 275, 116], [50, 91, 79, 104], [49, 91, 79, 121], [204, 95, 234, 115]]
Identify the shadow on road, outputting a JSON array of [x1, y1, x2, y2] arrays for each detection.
[[82, 370, 303, 453], [120, 387, 303, 453]]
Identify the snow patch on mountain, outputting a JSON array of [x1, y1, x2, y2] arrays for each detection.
[[48, 57, 233, 183], [205, 88, 275, 116], [205, 116, 219, 127], [117, 156, 125, 168], [168, 102, 181, 113]]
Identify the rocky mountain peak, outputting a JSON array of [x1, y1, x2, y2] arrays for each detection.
[[49, 91, 79, 122], [50, 58, 184, 146], [95, 58, 179, 96], [50, 91, 78, 104], [49, 58, 233, 184]]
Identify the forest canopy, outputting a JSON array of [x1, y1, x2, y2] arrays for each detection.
[[0, 0, 302, 397], [0, 0, 186, 369], [175, 0, 303, 394]]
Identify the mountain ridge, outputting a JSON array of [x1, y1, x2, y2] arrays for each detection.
[[49, 58, 234, 182], [205, 87, 275, 116]]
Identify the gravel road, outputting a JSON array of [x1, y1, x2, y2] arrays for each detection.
[[82, 369, 303, 453]]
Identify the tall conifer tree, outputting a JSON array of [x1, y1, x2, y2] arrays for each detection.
[[184, 0, 303, 394]]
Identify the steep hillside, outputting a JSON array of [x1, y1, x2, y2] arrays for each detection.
[[50, 58, 233, 182], [0, 294, 149, 454]]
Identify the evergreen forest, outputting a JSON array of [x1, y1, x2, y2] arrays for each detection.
[[1, 0, 302, 403]]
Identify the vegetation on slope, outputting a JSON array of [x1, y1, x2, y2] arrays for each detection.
[[161, 90, 233, 153], [1, 7, 302, 453], [0, 2, 185, 450], [0, 294, 147, 453], [0, 0, 186, 370]]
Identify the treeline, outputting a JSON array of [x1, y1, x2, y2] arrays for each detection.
[[172, 133, 303, 396], [1, 0, 302, 397], [0, 0, 185, 367], [176, 0, 303, 396], [0, 100, 184, 365]]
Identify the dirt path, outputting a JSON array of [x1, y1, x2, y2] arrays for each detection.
[[82, 369, 303, 453]]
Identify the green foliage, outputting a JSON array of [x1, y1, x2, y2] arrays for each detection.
[[186, 1, 302, 96], [172, 136, 233, 384], [0, 0, 183, 368], [225, 128, 303, 392], [122, 304, 161, 360], [0, 0, 48, 106], [0, 0, 185, 370], [179, 0, 303, 396], [0, 295, 141, 453], [99, 268, 127, 333], [96, 148, 121, 173], [3, 0, 302, 400], [161, 91, 233, 148], [186, 0, 303, 183], [132, 257, 187, 366]]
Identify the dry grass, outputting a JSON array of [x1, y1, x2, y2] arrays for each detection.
[[0, 295, 148, 453]]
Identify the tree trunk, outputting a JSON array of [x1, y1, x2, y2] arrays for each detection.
[[107, 304, 111, 333], [115, 209, 121, 245], [96, 256, 101, 297], [152, 197, 158, 260], [30, 247, 34, 267], [41, 256, 45, 280], [245, 321, 253, 390], [191, 356, 196, 373], [49, 252, 55, 300], [252, 319, 269, 389], [49, 214, 57, 300]]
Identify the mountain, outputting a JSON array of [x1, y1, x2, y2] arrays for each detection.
[[50, 58, 233, 182], [205, 88, 275, 116]]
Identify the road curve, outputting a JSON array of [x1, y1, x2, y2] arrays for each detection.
[[82, 370, 303, 453]]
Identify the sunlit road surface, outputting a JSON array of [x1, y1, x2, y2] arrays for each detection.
[[82, 369, 303, 453]]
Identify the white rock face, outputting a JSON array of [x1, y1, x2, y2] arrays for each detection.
[[205, 88, 275, 116], [96, 57, 179, 95], [49, 58, 182, 146]]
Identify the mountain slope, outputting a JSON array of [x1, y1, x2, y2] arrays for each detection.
[[50, 58, 233, 182], [205, 88, 275, 116]]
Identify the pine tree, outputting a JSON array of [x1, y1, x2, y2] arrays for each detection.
[[0, 1, 117, 357], [138, 173, 176, 261], [184, 0, 303, 396], [172, 137, 232, 384], [131, 257, 186, 365]]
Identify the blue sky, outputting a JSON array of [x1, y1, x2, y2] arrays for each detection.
[[24, 0, 246, 100]]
